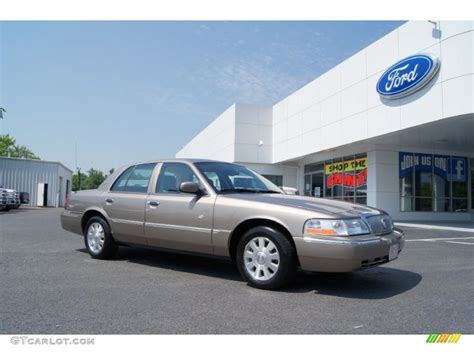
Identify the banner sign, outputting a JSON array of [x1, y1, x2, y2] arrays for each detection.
[[399, 152, 433, 177], [326, 169, 367, 189], [325, 157, 367, 175], [400, 152, 468, 182], [433, 154, 449, 180], [449, 156, 467, 182]]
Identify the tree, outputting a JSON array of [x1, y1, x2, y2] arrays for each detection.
[[84, 169, 106, 189], [72, 168, 109, 191], [72, 171, 88, 191], [0, 134, 16, 157], [11, 144, 40, 160], [0, 134, 40, 159]]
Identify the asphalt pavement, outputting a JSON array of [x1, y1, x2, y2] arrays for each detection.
[[1, 208, 472, 334]]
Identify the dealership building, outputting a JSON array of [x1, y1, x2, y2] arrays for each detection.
[[177, 21, 474, 222]]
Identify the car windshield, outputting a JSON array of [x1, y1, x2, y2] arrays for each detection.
[[194, 162, 283, 194]]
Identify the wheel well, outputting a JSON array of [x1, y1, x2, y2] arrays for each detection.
[[81, 210, 109, 233], [228, 219, 298, 264]]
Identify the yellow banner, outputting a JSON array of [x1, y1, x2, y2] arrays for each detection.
[[325, 157, 367, 174]]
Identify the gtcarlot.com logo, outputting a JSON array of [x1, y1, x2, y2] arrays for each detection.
[[10, 336, 95, 346], [426, 333, 462, 343]]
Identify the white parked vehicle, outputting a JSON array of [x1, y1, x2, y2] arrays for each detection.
[[0, 186, 21, 210]]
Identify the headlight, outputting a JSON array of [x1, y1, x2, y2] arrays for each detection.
[[303, 218, 370, 237]]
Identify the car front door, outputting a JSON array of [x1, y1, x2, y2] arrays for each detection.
[[102, 163, 157, 245], [144, 162, 215, 254]]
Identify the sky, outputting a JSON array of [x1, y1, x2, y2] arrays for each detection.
[[0, 21, 404, 172]]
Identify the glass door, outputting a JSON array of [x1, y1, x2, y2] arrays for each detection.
[[304, 172, 324, 197], [311, 173, 324, 197]]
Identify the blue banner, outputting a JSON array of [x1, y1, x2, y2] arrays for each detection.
[[449, 156, 468, 182], [399, 152, 414, 178], [433, 154, 449, 180], [399, 152, 433, 177], [400, 152, 468, 182]]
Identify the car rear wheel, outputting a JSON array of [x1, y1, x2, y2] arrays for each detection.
[[84, 216, 117, 259], [236, 226, 297, 290]]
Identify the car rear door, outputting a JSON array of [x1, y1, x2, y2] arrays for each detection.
[[102, 163, 157, 245], [144, 162, 215, 254]]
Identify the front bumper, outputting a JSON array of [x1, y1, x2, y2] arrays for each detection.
[[295, 228, 405, 272]]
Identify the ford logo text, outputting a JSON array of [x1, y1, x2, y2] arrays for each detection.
[[376, 54, 440, 99]]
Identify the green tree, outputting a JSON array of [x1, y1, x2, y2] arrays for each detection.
[[84, 169, 106, 189], [0, 134, 16, 156], [72, 171, 88, 191], [0, 134, 40, 159], [11, 144, 40, 160], [72, 168, 113, 191]]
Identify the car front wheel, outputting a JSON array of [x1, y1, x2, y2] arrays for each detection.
[[236, 226, 297, 290], [84, 216, 117, 259]]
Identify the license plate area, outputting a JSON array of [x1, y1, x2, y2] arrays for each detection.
[[389, 244, 399, 260]]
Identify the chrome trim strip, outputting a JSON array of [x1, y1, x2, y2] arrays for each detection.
[[145, 222, 211, 234], [212, 229, 232, 234], [110, 218, 144, 226], [302, 236, 381, 245]]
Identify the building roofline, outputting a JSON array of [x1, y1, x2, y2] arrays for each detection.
[[0, 156, 74, 174]]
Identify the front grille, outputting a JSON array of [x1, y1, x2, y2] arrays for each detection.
[[361, 256, 389, 268], [366, 215, 393, 235]]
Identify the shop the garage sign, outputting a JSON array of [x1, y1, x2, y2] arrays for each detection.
[[376, 54, 440, 99]]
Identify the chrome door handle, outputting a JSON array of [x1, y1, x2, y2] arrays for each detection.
[[147, 201, 160, 208], [105, 198, 114, 204]]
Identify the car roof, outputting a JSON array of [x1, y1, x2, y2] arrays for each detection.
[[126, 158, 238, 166]]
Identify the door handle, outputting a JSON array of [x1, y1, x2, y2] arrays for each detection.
[[105, 198, 114, 204], [147, 201, 160, 208]]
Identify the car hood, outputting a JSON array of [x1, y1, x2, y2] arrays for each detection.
[[223, 193, 385, 218]]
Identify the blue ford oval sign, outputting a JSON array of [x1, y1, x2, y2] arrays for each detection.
[[376, 54, 440, 99]]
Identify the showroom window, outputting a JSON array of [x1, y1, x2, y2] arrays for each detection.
[[304, 154, 367, 204], [262, 175, 283, 187], [399, 152, 469, 212]]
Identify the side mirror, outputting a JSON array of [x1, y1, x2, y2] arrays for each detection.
[[179, 181, 201, 194]]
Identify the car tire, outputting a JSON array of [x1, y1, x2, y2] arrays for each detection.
[[84, 216, 118, 259], [236, 226, 297, 290]]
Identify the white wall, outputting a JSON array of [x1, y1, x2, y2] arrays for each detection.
[[272, 21, 474, 163], [234, 104, 273, 164], [176, 103, 274, 163], [176, 104, 236, 161]]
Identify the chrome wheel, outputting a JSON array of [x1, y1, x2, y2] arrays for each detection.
[[244, 236, 280, 281], [87, 222, 105, 254]]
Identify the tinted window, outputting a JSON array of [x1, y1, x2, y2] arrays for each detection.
[[156, 163, 199, 194], [125, 163, 156, 193], [110, 164, 156, 193], [110, 166, 135, 192]]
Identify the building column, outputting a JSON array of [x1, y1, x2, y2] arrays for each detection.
[[367, 150, 400, 219]]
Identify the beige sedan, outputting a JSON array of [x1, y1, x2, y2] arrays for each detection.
[[61, 159, 405, 290]]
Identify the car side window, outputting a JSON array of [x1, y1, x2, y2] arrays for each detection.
[[156, 163, 199, 194], [110, 166, 135, 192], [124, 163, 156, 193], [110, 163, 156, 193]]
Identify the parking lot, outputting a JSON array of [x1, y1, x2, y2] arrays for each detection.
[[1, 207, 473, 334]]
